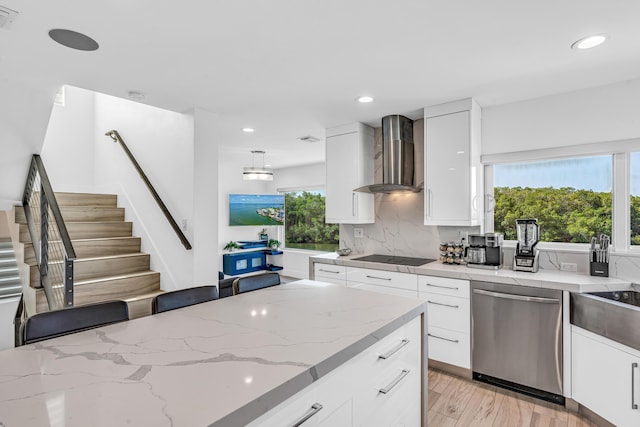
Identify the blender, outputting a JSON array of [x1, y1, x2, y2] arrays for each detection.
[[513, 219, 540, 272]]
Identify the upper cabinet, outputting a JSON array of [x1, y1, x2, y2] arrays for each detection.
[[325, 123, 375, 224], [424, 98, 483, 226]]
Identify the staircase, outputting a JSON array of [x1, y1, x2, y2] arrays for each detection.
[[0, 240, 21, 300], [14, 192, 162, 318]]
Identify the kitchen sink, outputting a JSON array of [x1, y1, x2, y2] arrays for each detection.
[[587, 290, 640, 307], [571, 287, 640, 352]]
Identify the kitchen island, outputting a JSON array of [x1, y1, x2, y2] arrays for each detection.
[[0, 280, 427, 426]]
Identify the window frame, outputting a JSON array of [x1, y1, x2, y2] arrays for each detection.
[[482, 138, 640, 255], [276, 185, 338, 253]]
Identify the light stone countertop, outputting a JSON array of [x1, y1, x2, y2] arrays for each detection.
[[310, 253, 632, 293], [0, 280, 426, 427]]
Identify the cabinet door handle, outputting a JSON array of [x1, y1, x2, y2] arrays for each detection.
[[319, 268, 340, 274], [427, 300, 459, 309], [378, 339, 410, 360], [366, 275, 392, 281], [379, 369, 410, 394], [426, 283, 459, 291], [428, 333, 459, 343], [633, 362, 638, 410], [291, 403, 323, 426]]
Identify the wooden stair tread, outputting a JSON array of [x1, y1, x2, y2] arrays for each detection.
[[74, 270, 159, 286], [123, 290, 165, 303]]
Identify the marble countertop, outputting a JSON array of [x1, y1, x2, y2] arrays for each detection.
[[0, 280, 426, 427], [311, 253, 632, 293]]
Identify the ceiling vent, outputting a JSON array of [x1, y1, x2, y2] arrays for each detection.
[[297, 135, 321, 143], [0, 6, 18, 29]]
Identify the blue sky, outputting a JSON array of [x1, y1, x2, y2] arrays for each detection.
[[494, 155, 616, 193]]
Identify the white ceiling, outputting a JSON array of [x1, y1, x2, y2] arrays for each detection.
[[1, 0, 640, 169]]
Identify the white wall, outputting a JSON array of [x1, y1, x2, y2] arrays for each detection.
[[0, 80, 54, 209], [41, 86, 203, 291], [41, 87, 96, 191], [192, 108, 221, 285], [483, 78, 640, 154]]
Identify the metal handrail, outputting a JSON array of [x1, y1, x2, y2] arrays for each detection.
[[105, 130, 192, 250], [22, 154, 76, 309]]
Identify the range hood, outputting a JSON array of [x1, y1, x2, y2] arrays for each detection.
[[355, 114, 422, 193]]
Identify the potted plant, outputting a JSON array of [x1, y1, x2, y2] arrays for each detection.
[[223, 241, 241, 252], [259, 228, 268, 241], [267, 239, 281, 250]]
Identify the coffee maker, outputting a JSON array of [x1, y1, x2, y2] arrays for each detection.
[[513, 219, 540, 272], [466, 233, 504, 269]]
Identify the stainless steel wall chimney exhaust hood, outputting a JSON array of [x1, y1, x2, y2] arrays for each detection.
[[355, 114, 422, 193]]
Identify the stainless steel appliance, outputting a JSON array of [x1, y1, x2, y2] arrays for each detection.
[[354, 115, 422, 194], [471, 281, 564, 405], [513, 218, 540, 272], [466, 233, 503, 269]]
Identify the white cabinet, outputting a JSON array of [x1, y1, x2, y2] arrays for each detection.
[[248, 316, 422, 427], [313, 264, 347, 286], [325, 123, 375, 224], [572, 326, 640, 426], [346, 266, 418, 299], [424, 98, 482, 226], [418, 275, 471, 369]]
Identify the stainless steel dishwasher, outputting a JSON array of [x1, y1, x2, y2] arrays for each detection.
[[471, 281, 564, 405]]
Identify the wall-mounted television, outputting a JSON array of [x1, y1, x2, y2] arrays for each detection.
[[229, 194, 285, 226]]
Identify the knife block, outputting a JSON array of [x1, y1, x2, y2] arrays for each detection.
[[589, 261, 609, 277]]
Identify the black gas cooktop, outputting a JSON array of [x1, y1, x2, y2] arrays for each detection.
[[351, 254, 435, 267]]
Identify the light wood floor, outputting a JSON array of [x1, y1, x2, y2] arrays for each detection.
[[428, 369, 600, 427]]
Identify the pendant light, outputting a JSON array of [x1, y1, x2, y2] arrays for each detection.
[[243, 150, 273, 181]]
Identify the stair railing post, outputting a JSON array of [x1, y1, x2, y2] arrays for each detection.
[[39, 183, 49, 279], [64, 256, 74, 307]]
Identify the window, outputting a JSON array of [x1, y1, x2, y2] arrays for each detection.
[[631, 152, 640, 245], [283, 190, 339, 251], [492, 155, 612, 243]]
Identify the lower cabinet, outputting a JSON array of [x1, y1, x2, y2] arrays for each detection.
[[248, 316, 422, 427], [313, 264, 347, 286], [572, 326, 640, 427], [346, 267, 418, 298], [418, 275, 471, 369]]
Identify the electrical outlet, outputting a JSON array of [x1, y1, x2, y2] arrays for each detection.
[[354, 228, 364, 238], [561, 262, 577, 272]]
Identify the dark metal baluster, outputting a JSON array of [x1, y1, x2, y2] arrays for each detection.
[[40, 184, 49, 279]]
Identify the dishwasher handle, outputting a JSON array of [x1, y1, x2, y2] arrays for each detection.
[[473, 288, 560, 304]]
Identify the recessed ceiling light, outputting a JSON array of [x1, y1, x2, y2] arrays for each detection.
[[356, 96, 374, 103], [242, 128, 255, 133], [571, 34, 607, 50], [49, 29, 99, 51]]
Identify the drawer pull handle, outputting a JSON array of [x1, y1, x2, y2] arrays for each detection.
[[366, 275, 392, 281], [319, 269, 340, 274], [378, 339, 410, 360], [426, 283, 459, 290], [427, 300, 459, 309], [379, 369, 410, 394], [428, 333, 459, 343], [291, 403, 323, 426], [633, 363, 638, 410]]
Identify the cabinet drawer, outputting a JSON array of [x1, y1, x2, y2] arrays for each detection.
[[314, 264, 347, 286], [347, 267, 417, 291], [354, 316, 421, 383], [419, 292, 470, 334], [427, 325, 470, 369], [418, 275, 469, 298], [354, 366, 421, 426], [347, 282, 417, 299]]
